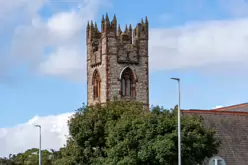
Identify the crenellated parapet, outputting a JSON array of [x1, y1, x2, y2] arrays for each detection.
[[87, 12, 150, 107], [116, 17, 148, 64], [87, 20, 102, 67], [87, 13, 149, 67]]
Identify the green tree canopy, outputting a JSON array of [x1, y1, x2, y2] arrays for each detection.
[[56, 101, 220, 165], [1, 148, 54, 165]]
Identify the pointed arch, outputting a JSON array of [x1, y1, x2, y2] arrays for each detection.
[[119, 66, 138, 82], [120, 67, 136, 97], [92, 69, 101, 99]]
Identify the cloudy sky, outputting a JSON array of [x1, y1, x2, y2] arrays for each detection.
[[0, 0, 248, 157]]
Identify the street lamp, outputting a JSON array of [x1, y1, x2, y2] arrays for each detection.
[[171, 77, 181, 165], [34, 124, 42, 165]]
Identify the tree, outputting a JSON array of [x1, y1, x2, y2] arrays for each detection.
[[0, 157, 15, 165], [51, 141, 82, 165], [1, 148, 54, 165], [55, 101, 220, 165]]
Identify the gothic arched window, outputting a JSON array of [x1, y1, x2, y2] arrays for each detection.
[[92, 70, 101, 99], [121, 67, 136, 97]]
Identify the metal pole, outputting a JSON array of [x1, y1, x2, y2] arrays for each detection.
[[178, 79, 181, 165], [171, 77, 181, 165], [35, 125, 42, 165]]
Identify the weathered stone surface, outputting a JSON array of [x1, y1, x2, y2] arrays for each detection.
[[183, 106, 248, 165], [87, 14, 149, 106]]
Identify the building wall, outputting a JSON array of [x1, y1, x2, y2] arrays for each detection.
[[87, 14, 149, 106], [87, 27, 108, 105], [183, 110, 248, 165]]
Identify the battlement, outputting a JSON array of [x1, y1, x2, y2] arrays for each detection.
[[87, 13, 150, 107], [87, 13, 149, 67], [87, 13, 148, 43]]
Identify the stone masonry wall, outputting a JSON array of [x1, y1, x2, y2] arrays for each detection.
[[87, 14, 149, 106], [107, 33, 149, 105], [87, 33, 108, 105]]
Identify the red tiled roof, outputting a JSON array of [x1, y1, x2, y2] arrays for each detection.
[[183, 109, 248, 165], [182, 109, 248, 115], [212, 103, 248, 112], [182, 103, 248, 114]]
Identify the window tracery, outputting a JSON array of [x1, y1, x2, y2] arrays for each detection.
[[121, 67, 136, 97], [92, 70, 101, 99]]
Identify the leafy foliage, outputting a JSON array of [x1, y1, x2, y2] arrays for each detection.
[[0, 148, 56, 165], [60, 101, 220, 165], [1, 101, 221, 165]]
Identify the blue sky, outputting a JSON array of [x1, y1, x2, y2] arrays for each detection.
[[1, 0, 248, 127], [0, 0, 248, 156]]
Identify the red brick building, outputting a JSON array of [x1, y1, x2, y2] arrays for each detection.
[[183, 103, 248, 165]]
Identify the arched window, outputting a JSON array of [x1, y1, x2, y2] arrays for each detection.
[[92, 70, 101, 99], [121, 67, 136, 97]]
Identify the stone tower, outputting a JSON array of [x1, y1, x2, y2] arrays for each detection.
[[87, 13, 149, 107]]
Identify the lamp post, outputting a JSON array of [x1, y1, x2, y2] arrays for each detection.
[[171, 77, 181, 165], [34, 124, 42, 165]]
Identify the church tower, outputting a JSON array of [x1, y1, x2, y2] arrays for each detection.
[[87, 13, 149, 107]]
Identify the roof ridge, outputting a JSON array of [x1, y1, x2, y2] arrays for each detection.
[[182, 109, 248, 115], [213, 103, 248, 111]]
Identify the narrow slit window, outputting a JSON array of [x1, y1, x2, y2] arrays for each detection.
[[93, 70, 101, 99]]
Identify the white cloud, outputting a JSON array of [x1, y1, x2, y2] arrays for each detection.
[[39, 14, 248, 80], [2, 0, 248, 82], [0, 0, 43, 15], [39, 46, 86, 81], [149, 18, 248, 74], [212, 105, 224, 109], [1, 0, 109, 82], [0, 113, 73, 157], [47, 10, 84, 41]]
